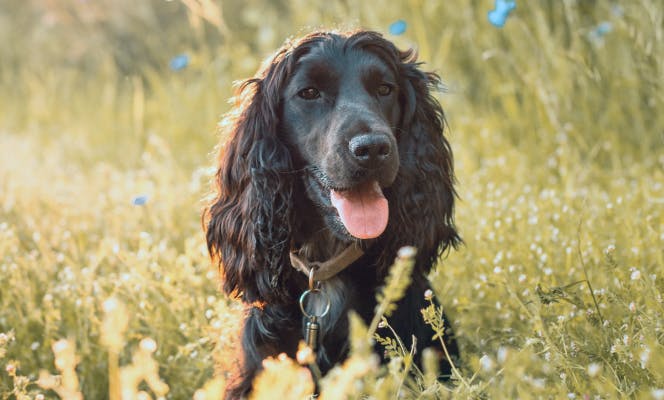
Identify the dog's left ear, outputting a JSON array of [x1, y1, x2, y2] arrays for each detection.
[[390, 57, 461, 267]]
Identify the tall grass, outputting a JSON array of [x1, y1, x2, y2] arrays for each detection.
[[1, 0, 662, 398]]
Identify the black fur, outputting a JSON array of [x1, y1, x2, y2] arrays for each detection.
[[204, 30, 460, 399]]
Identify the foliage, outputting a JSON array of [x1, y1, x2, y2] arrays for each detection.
[[0, 0, 663, 399]]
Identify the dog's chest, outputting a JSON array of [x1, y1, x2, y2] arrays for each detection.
[[304, 277, 351, 333]]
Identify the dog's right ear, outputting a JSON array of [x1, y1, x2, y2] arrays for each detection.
[[204, 52, 296, 304]]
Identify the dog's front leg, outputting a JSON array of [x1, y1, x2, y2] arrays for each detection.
[[386, 279, 460, 379]]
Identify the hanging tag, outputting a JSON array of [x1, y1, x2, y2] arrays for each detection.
[[305, 316, 320, 350], [299, 285, 330, 353]]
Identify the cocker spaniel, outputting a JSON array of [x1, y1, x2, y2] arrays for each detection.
[[205, 29, 460, 399]]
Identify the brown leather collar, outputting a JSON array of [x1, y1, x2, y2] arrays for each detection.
[[289, 243, 364, 282]]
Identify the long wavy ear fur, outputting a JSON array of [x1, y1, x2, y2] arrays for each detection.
[[348, 31, 459, 269], [387, 46, 461, 270], [204, 52, 296, 304]]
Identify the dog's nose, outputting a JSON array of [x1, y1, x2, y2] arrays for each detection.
[[348, 133, 392, 168]]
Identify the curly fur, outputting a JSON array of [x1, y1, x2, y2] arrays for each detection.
[[204, 30, 460, 399]]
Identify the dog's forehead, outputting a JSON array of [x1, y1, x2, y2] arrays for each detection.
[[291, 42, 395, 81]]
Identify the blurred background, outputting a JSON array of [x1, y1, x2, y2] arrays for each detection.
[[0, 1, 662, 399], [1, 0, 661, 168]]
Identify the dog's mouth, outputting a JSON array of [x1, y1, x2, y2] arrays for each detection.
[[329, 181, 388, 239], [307, 169, 389, 239]]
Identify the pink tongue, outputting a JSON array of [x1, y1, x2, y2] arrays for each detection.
[[330, 181, 389, 239]]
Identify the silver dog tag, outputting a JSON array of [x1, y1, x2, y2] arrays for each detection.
[[305, 316, 320, 351]]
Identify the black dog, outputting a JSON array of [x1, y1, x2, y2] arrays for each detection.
[[205, 30, 460, 399]]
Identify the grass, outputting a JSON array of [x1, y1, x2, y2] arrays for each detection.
[[0, 0, 663, 398]]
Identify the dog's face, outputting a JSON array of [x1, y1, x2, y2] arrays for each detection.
[[280, 42, 402, 241], [206, 30, 459, 305]]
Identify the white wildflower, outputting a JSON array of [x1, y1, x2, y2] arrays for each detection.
[[479, 355, 494, 372], [587, 362, 602, 377]]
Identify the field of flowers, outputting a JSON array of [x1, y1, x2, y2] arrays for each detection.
[[0, 0, 662, 398]]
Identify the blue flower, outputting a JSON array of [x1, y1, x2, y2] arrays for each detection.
[[132, 195, 149, 206], [488, 0, 516, 28], [588, 21, 613, 46], [389, 20, 407, 35], [169, 54, 189, 71], [594, 21, 613, 36]]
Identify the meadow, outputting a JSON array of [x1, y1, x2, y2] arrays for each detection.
[[0, 0, 662, 398]]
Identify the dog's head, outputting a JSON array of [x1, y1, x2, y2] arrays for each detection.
[[205, 30, 459, 303], [280, 32, 401, 240]]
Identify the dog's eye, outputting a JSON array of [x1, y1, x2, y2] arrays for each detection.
[[377, 83, 393, 96], [297, 87, 320, 100]]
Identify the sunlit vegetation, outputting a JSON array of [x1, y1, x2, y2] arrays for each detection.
[[1, 0, 662, 398]]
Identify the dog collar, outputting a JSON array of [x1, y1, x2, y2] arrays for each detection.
[[289, 243, 364, 282]]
